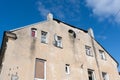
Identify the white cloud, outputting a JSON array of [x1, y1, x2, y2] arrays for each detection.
[[36, 1, 50, 18], [97, 35, 107, 40], [36, 0, 81, 20], [86, 0, 120, 23]]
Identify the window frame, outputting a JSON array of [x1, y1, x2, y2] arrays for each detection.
[[54, 34, 63, 48], [11, 74, 19, 80], [99, 50, 106, 60], [41, 31, 48, 44], [102, 72, 109, 80], [88, 69, 96, 80], [31, 28, 37, 38], [65, 64, 70, 74], [85, 45, 93, 56]]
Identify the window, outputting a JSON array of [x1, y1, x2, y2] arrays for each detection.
[[34, 58, 46, 80], [41, 31, 48, 43], [102, 72, 109, 80], [31, 28, 37, 37], [11, 75, 19, 80], [88, 69, 95, 80], [85, 45, 92, 56], [65, 64, 70, 74], [54, 34, 62, 48], [99, 50, 106, 60]]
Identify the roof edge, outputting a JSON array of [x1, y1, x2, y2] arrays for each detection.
[[10, 20, 48, 32], [94, 39, 119, 67], [53, 18, 88, 33]]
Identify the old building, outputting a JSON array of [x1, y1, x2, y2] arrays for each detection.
[[0, 13, 119, 80]]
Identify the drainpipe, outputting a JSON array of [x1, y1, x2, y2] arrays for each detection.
[[88, 28, 102, 80]]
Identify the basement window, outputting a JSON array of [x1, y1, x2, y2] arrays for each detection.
[[99, 50, 106, 60], [11, 75, 19, 80], [41, 31, 48, 43], [54, 34, 62, 48], [88, 69, 95, 80], [34, 58, 46, 80], [31, 28, 37, 37], [102, 72, 109, 80], [65, 64, 70, 74], [85, 45, 93, 56]]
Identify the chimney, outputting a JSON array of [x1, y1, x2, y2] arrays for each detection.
[[88, 28, 94, 38], [47, 13, 53, 21]]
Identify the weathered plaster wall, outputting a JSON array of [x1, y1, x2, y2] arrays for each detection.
[[0, 19, 119, 80]]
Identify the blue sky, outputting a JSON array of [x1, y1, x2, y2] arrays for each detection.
[[0, 0, 120, 71]]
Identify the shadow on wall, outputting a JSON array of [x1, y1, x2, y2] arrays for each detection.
[[30, 38, 36, 59]]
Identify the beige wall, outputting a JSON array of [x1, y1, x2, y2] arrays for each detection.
[[0, 19, 119, 80]]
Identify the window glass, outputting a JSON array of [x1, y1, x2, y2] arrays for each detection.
[[99, 50, 106, 60], [31, 28, 37, 37], [54, 34, 62, 48], [11, 75, 19, 80], [65, 64, 70, 74], [102, 72, 109, 80], [88, 69, 95, 80], [85, 46, 92, 56], [41, 31, 47, 43]]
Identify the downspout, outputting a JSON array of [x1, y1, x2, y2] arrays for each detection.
[[88, 28, 102, 80]]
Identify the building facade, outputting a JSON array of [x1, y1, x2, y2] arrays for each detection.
[[0, 13, 119, 80]]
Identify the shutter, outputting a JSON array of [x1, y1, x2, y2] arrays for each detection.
[[35, 59, 44, 79], [54, 34, 58, 46], [54, 34, 58, 41]]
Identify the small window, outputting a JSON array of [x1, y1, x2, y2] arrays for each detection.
[[54, 34, 62, 48], [99, 50, 106, 60], [65, 64, 70, 74], [31, 28, 37, 37], [102, 72, 109, 80], [41, 31, 48, 43], [35, 58, 46, 80], [88, 69, 95, 80], [11, 75, 19, 80], [85, 45, 92, 56]]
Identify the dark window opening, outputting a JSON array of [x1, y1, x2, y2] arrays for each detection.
[[65, 64, 70, 74], [88, 69, 95, 80], [31, 28, 37, 37], [68, 29, 76, 38]]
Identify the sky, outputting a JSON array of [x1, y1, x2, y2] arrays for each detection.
[[0, 0, 120, 71]]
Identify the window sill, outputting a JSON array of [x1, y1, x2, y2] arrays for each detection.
[[56, 46, 63, 49], [87, 54, 93, 57]]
